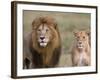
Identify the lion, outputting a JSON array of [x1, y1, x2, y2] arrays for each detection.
[[71, 31, 91, 66], [23, 16, 61, 69]]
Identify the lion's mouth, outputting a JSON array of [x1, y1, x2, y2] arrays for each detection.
[[41, 41, 45, 43], [39, 41, 48, 47], [39, 42, 47, 47], [38, 38, 49, 47]]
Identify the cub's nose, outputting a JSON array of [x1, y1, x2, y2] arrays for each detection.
[[40, 37, 45, 40], [79, 41, 82, 44]]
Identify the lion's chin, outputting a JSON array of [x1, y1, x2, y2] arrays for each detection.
[[39, 42, 47, 47]]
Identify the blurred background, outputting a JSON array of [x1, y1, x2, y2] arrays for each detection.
[[23, 10, 90, 67]]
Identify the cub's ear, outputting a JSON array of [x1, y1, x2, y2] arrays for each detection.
[[86, 31, 91, 41], [73, 31, 78, 36], [86, 31, 90, 36]]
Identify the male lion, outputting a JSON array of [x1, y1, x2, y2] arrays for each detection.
[[23, 16, 61, 69], [71, 31, 91, 66]]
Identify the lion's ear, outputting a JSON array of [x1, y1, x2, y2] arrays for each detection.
[[54, 23, 57, 29], [32, 18, 40, 30], [32, 19, 37, 30]]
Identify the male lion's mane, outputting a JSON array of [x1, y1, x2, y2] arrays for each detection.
[[23, 16, 61, 68]]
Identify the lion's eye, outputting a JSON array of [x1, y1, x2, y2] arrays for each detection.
[[38, 29, 41, 31], [77, 36, 80, 39], [46, 29, 48, 32]]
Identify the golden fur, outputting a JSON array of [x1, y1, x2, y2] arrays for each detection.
[[71, 31, 91, 66], [23, 16, 61, 68]]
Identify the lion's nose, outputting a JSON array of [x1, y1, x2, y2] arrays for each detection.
[[40, 37, 45, 40]]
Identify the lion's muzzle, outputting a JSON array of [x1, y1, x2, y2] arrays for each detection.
[[38, 36, 49, 47]]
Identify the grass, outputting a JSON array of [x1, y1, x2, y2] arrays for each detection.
[[23, 10, 90, 67]]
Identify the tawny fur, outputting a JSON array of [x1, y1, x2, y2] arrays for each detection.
[[71, 31, 91, 66]]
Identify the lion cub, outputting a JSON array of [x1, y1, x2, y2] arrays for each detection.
[[71, 31, 91, 66]]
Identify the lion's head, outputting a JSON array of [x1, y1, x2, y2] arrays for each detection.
[[36, 23, 53, 47], [74, 31, 90, 50], [31, 16, 60, 48]]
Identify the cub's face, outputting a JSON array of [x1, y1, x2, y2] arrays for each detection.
[[74, 31, 89, 49], [36, 24, 52, 47]]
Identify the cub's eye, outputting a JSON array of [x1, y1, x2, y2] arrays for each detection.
[[83, 36, 85, 39]]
